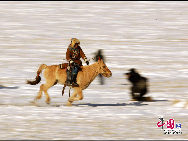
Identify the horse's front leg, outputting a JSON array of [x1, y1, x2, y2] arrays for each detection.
[[66, 90, 77, 106], [66, 88, 83, 106]]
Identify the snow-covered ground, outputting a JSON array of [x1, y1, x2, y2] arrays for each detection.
[[0, 1, 187, 140]]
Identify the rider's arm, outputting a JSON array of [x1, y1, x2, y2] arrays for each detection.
[[80, 47, 89, 65]]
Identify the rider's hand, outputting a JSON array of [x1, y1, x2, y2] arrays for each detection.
[[86, 60, 89, 65]]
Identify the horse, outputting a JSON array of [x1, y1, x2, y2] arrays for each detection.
[[26, 59, 112, 106]]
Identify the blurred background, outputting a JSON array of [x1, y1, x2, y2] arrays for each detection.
[[0, 1, 187, 140]]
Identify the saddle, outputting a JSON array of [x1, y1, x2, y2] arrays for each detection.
[[59, 63, 68, 69], [59, 62, 82, 71]]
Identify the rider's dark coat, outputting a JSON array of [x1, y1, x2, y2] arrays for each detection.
[[66, 45, 87, 66]]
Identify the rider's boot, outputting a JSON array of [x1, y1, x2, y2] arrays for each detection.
[[72, 73, 79, 87]]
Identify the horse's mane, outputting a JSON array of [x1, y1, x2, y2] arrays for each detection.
[[81, 61, 99, 71], [78, 61, 100, 89]]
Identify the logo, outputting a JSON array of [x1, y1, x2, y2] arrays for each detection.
[[157, 117, 182, 134]]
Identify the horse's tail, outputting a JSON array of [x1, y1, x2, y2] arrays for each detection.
[[26, 64, 47, 85]]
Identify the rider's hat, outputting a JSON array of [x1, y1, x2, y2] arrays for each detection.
[[70, 38, 80, 47]]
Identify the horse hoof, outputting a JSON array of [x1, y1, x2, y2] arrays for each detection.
[[68, 98, 73, 103], [30, 100, 36, 104], [34, 98, 38, 103], [46, 101, 50, 104], [66, 101, 72, 106]]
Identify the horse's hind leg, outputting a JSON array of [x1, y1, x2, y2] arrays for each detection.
[[35, 80, 55, 104]]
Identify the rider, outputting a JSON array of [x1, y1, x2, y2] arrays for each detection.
[[66, 38, 89, 87]]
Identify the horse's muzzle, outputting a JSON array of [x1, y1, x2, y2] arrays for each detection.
[[106, 71, 112, 78]]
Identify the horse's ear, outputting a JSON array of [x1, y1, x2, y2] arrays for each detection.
[[98, 57, 101, 63]]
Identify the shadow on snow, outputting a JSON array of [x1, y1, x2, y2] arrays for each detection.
[[74, 99, 168, 107], [74, 102, 148, 107], [0, 85, 19, 89]]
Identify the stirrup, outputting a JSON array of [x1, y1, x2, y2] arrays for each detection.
[[72, 82, 79, 87], [65, 81, 72, 86]]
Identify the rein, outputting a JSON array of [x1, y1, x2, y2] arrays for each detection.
[[62, 84, 71, 97]]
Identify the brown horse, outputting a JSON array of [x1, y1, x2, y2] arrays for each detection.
[[27, 59, 112, 106]]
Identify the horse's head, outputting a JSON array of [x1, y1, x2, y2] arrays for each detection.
[[98, 59, 112, 77]]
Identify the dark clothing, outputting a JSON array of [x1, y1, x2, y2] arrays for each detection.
[[66, 45, 87, 67], [65, 64, 80, 87], [126, 68, 148, 99]]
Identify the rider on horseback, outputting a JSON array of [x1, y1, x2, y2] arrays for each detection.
[[66, 38, 89, 87]]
